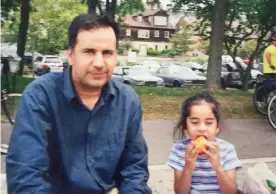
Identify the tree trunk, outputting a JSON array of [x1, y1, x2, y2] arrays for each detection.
[[87, 0, 98, 14], [17, 0, 30, 76], [106, 0, 110, 12], [110, 0, 117, 20], [205, 0, 230, 89]]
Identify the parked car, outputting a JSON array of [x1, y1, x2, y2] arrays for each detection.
[[136, 60, 160, 73], [63, 59, 69, 71], [154, 65, 206, 87], [113, 66, 164, 86], [202, 62, 262, 89], [180, 62, 204, 72], [112, 66, 131, 82], [34, 55, 63, 73]]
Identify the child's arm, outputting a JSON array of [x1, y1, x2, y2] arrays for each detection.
[[174, 142, 198, 194], [174, 168, 192, 194], [216, 168, 237, 194], [203, 142, 238, 194]]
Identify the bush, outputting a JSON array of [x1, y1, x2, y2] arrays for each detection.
[[185, 57, 208, 64], [132, 48, 139, 53], [147, 48, 161, 56], [161, 49, 184, 56]]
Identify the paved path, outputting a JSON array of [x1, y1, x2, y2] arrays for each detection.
[[143, 119, 276, 165], [1, 119, 276, 193]]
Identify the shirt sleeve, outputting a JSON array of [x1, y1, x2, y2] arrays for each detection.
[[115, 101, 152, 194], [168, 142, 185, 171], [223, 145, 242, 172], [6, 85, 52, 194]]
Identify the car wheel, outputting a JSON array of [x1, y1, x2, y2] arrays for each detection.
[[173, 80, 181, 87]]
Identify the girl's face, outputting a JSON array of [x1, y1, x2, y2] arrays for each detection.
[[186, 101, 219, 141]]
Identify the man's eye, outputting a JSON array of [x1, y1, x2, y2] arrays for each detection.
[[206, 122, 213, 125], [103, 51, 113, 55], [191, 122, 199, 125]]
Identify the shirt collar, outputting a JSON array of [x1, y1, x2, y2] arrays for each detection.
[[63, 67, 116, 103]]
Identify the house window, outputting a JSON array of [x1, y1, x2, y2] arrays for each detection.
[[164, 31, 170, 38], [126, 29, 131, 36], [138, 30, 150, 38], [137, 16, 142, 22], [154, 30, 159, 37], [154, 16, 167, 25], [155, 45, 158, 50]]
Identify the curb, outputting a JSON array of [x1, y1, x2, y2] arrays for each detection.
[[148, 157, 276, 171]]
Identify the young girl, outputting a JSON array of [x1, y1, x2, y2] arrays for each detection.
[[168, 92, 242, 194]]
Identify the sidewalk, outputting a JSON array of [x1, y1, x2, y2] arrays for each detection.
[[1, 158, 276, 194]]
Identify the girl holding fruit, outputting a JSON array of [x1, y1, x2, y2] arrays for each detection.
[[168, 92, 242, 194]]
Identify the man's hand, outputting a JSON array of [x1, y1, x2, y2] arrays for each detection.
[[185, 141, 198, 171], [202, 142, 221, 171]]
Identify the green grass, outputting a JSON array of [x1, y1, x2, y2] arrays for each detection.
[[136, 87, 261, 120], [0, 77, 262, 122]]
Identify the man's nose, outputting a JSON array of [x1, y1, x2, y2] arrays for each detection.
[[93, 52, 105, 68]]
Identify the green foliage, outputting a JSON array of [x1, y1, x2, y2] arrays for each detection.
[[118, 0, 145, 16], [238, 40, 257, 58], [118, 42, 132, 54], [198, 39, 210, 55], [185, 57, 208, 64], [161, 49, 184, 56], [2, 0, 88, 54], [169, 23, 195, 53], [1, 0, 20, 20], [147, 48, 161, 56]]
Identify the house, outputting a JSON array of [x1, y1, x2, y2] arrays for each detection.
[[120, 8, 176, 54]]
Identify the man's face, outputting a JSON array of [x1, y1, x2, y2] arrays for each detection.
[[272, 40, 276, 46], [68, 27, 117, 89]]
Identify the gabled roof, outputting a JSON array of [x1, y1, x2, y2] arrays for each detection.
[[123, 9, 175, 29]]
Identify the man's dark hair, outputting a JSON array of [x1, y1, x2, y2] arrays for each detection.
[[68, 13, 120, 49]]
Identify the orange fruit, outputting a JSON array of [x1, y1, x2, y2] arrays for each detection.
[[195, 136, 207, 153]]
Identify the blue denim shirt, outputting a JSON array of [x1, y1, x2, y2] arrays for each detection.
[[6, 68, 152, 194]]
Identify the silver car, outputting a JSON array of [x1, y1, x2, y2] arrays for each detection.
[[154, 65, 206, 87], [113, 66, 164, 86]]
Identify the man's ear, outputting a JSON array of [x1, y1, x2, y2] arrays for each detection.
[[67, 48, 74, 66]]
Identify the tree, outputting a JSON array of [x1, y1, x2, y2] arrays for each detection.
[[169, 24, 195, 53], [2, 0, 87, 54], [238, 40, 257, 59], [223, 0, 276, 90], [81, 0, 145, 19], [198, 39, 210, 55], [172, 0, 231, 89], [17, 0, 31, 75], [172, 0, 276, 90], [1, 0, 20, 21]]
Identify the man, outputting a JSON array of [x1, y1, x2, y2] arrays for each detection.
[[6, 14, 152, 194], [263, 35, 276, 75]]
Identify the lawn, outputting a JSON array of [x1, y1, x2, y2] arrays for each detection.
[[1, 76, 263, 123]]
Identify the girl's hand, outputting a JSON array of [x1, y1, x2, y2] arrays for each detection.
[[185, 141, 198, 171], [202, 141, 221, 171]]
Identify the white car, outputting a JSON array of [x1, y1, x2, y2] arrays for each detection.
[[34, 55, 63, 73]]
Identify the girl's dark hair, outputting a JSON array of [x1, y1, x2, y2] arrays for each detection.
[[173, 92, 221, 140], [68, 13, 120, 49]]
